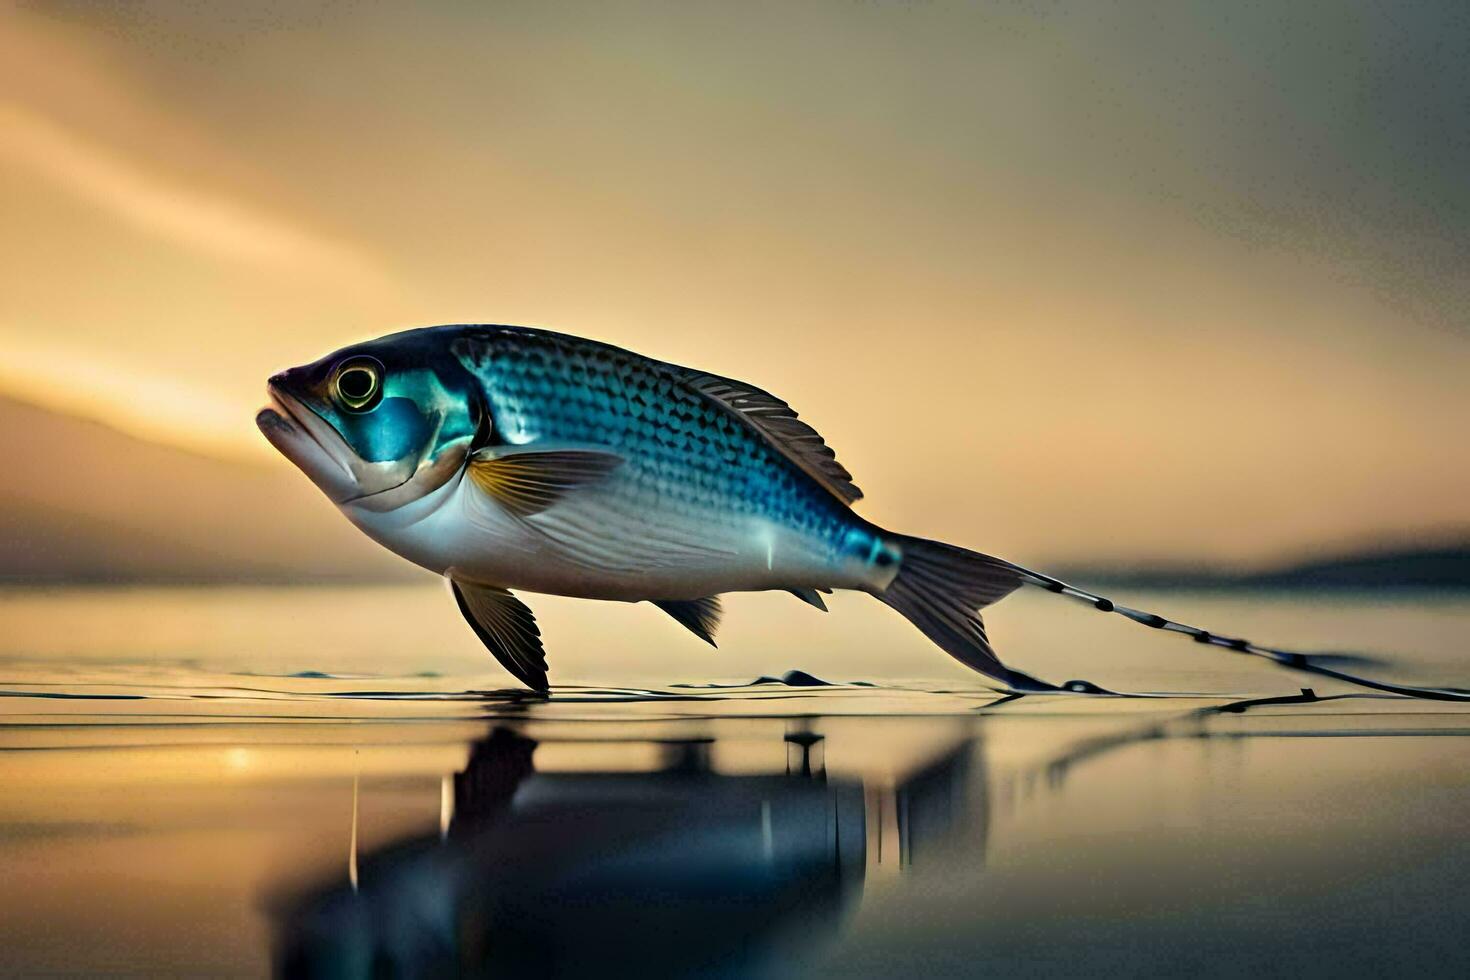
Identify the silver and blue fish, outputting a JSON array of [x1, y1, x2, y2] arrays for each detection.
[[258, 324, 1039, 690], [261, 323, 1402, 699]]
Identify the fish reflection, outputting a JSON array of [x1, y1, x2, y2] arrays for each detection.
[[276, 727, 988, 978], [277, 697, 1346, 978]]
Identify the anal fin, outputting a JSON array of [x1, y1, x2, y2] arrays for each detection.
[[788, 588, 829, 612], [652, 596, 723, 647]]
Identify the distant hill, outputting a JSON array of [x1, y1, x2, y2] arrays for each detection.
[[1057, 542, 1470, 592], [0, 395, 422, 583]]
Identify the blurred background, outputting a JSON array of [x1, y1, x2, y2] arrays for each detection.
[[2, 1, 1467, 681]]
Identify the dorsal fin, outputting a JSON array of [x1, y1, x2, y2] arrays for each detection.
[[680, 372, 862, 505]]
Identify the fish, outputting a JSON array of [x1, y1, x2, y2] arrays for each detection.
[[256, 323, 1049, 691], [257, 323, 1470, 701]]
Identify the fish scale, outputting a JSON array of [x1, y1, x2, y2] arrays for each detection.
[[456, 327, 855, 569]]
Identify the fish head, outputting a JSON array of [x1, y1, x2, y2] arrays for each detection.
[[258, 329, 482, 511]]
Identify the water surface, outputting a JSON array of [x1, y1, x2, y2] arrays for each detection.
[[1, 586, 1467, 977]]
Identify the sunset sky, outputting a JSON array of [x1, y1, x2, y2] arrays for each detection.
[[2, 1, 1467, 565]]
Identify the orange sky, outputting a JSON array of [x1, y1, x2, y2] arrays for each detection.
[[2, 2, 1467, 565]]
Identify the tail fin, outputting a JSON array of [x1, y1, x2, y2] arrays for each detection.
[[877, 539, 1470, 702], [877, 536, 1059, 692]]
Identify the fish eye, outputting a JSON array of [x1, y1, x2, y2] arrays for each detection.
[[332, 357, 383, 412]]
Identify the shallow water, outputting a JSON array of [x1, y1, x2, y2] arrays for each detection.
[[1, 585, 1468, 977]]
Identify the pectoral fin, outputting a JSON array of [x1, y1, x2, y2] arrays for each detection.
[[450, 579, 549, 691], [466, 446, 624, 517], [652, 596, 723, 647]]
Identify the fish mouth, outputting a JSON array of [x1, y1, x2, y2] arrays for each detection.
[[257, 384, 360, 502], [258, 382, 429, 506]]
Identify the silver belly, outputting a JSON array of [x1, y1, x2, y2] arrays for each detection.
[[343, 472, 863, 601]]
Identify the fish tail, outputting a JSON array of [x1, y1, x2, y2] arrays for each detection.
[[876, 535, 1060, 692], [877, 540, 1470, 701]]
